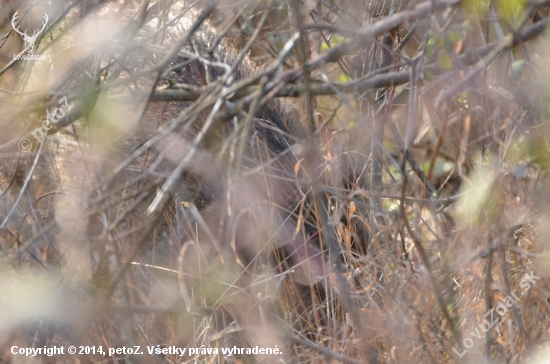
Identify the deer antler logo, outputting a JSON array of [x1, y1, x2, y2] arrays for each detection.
[[11, 11, 49, 54]]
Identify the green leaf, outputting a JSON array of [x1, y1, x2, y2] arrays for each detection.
[[339, 73, 351, 82], [331, 34, 343, 45], [424, 70, 434, 81], [426, 38, 435, 58], [462, 0, 489, 16], [438, 52, 453, 70], [446, 30, 464, 43], [449, 25, 473, 33], [511, 59, 526, 80], [421, 160, 431, 173], [497, 0, 527, 23], [443, 36, 455, 52]]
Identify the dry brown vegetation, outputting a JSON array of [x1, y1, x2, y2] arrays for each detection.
[[1, 0, 550, 363]]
